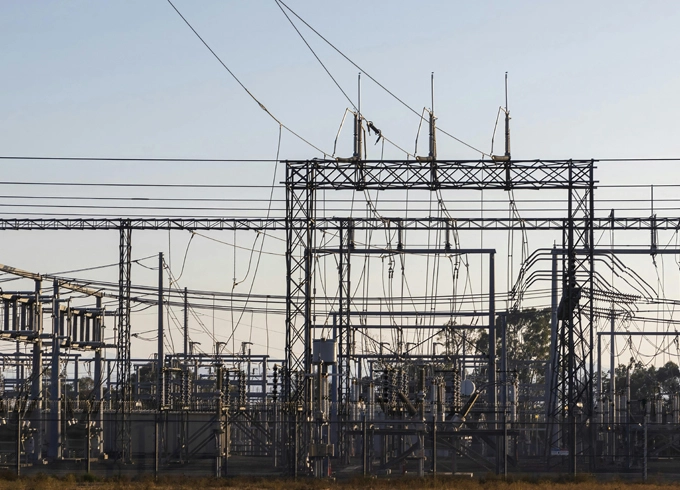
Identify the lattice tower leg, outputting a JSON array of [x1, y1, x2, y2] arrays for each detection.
[[117, 221, 132, 462]]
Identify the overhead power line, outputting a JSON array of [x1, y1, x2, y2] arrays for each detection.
[[0, 181, 280, 188], [3, 155, 680, 163], [273, 0, 356, 112], [598, 158, 680, 162], [166, 0, 329, 156], [274, 0, 489, 156], [273, 1, 413, 158], [0, 156, 278, 162]]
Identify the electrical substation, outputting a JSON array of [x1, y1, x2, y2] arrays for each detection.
[[2, 99, 680, 481]]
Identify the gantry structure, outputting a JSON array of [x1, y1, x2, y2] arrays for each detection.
[[0, 153, 678, 477]]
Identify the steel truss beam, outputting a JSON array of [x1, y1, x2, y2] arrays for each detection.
[[0, 216, 675, 231], [285, 159, 594, 190], [0, 218, 286, 231]]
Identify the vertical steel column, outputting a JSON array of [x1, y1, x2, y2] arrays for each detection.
[[215, 365, 224, 477], [330, 315, 338, 451], [488, 252, 496, 413], [94, 297, 103, 440], [155, 252, 164, 478], [183, 288, 188, 361], [432, 416, 437, 477], [117, 220, 132, 462], [546, 247, 559, 456], [31, 279, 43, 462], [48, 279, 61, 460], [544, 160, 595, 472], [285, 161, 315, 474], [500, 313, 508, 476], [338, 219, 352, 463], [587, 161, 596, 471], [362, 414, 368, 476], [94, 349, 103, 456], [500, 313, 507, 413], [74, 360, 79, 399], [285, 162, 315, 396], [609, 312, 616, 461], [597, 329, 602, 458], [16, 407, 21, 476], [157, 252, 164, 409], [86, 408, 92, 474], [566, 161, 577, 474], [488, 251, 499, 472], [183, 287, 189, 408]]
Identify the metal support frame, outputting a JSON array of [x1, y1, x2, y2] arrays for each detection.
[[284, 158, 595, 474]]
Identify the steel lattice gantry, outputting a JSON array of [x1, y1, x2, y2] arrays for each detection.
[[284, 158, 596, 472]]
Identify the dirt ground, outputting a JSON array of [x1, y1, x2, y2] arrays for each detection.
[[1, 474, 680, 490]]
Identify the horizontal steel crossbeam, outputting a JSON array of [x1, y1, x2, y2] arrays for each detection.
[[286, 159, 595, 190], [0, 216, 675, 231]]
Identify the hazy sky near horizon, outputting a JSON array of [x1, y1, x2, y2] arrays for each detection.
[[1, 1, 680, 362]]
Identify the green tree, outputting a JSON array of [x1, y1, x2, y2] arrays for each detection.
[[656, 361, 680, 393], [474, 308, 551, 384], [611, 360, 680, 400], [78, 376, 95, 400], [64, 376, 96, 400]]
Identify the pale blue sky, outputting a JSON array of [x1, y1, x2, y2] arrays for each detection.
[[3, 1, 680, 165], [1, 1, 679, 362]]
